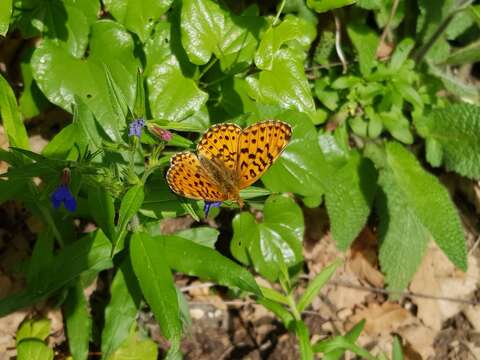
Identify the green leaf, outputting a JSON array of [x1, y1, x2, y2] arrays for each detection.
[[260, 110, 326, 198], [88, 186, 116, 240], [380, 111, 413, 144], [42, 124, 79, 159], [130, 232, 182, 353], [392, 336, 404, 360], [375, 142, 467, 291], [109, 331, 158, 360], [174, 227, 219, 248], [0, 230, 112, 317], [297, 260, 341, 312], [104, 0, 173, 42], [17, 339, 54, 360], [180, 0, 264, 70], [0, 0, 11, 36], [306, 0, 356, 13], [294, 320, 313, 360], [0, 74, 30, 150], [27, 229, 54, 288], [231, 195, 304, 282], [32, 20, 139, 141], [0, 178, 27, 205], [16, 318, 51, 342], [64, 282, 91, 360], [114, 185, 145, 254], [255, 15, 316, 70], [260, 286, 289, 305], [389, 38, 415, 71], [102, 257, 141, 360], [147, 55, 208, 121], [444, 40, 480, 65], [247, 48, 316, 117], [417, 103, 480, 179], [158, 235, 261, 295], [325, 152, 377, 250], [346, 22, 379, 76]]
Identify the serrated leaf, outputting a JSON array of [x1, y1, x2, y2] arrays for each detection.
[[32, 20, 139, 141], [246, 48, 316, 117], [346, 22, 378, 76], [381, 142, 467, 277], [64, 282, 91, 360], [104, 0, 173, 42], [231, 195, 304, 282], [418, 103, 480, 179], [0, 73, 30, 150], [129, 232, 182, 352], [147, 55, 208, 121], [255, 15, 316, 70], [102, 257, 141, 360], [325, 152, 377, 250]]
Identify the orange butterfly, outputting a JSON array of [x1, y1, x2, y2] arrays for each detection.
[[166, 120, 292, 208]]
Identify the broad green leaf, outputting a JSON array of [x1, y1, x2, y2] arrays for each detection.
[[231, 195, 304, 282], [255, 15, 316, 70], [147, 55, 208, 121], [0, 0, 12, 35], [380, 142, 467, 279], [325, 152, 377, 250], [64, 282, 91, 360], [13, 0, 97, 58], [141, 175, 189, 219], [159, 235, 261, 295], [294, 321, 313, 360], [175, 227, 219, 248], [0, 230, 112, 317], [0, 74, 30, 150], [17, 339, 53, 360], [380, 111, 413, 144], [417, 103, 480, 179], [42, 124, 79, 159], [26, 229, 54, 290], [114, 185, 145, 253], [346, 22, 379, 76], [32, 20, 139, 141], [16, 318, 51, 342], [102, 257, 141, 360], [104, 0, 173, 42], [73, 96, 104, 151], [247, 48, 316, 117], [109, 331, 158, 360], [306, 0, 356, 13], [130, 232, 182, 353], [180, 0, 264, 70], [261, 111, 326, 198], [377, 169, 430, 293], [297, 260, 341, 312], [88, 186, 116, 240]]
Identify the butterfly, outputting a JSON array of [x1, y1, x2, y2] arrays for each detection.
[[166, 120, 292, 208]]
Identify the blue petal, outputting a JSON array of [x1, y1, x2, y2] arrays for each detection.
[[64, 195, 77, 212], [204, 201, 222, 216], [50, 185, 77, 212]]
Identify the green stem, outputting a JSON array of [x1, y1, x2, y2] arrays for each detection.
[[273, 0, 286, 26], [198, 58, 218, 80], [287, 293, 302, 321]]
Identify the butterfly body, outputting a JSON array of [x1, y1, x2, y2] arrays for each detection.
[[166, 120, 292, 206]]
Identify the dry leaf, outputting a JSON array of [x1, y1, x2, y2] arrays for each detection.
[[397, 324, 435, 359]]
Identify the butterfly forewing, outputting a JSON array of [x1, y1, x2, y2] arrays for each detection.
[[237, 120, 292, 188], [197, 123, 242, 171], [166, 152, 228, 201]]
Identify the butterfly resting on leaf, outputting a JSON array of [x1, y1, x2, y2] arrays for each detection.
[[166, 120, 292, 214]]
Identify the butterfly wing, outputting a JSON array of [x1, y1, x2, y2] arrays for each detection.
[[237, 120, 292, 189], [166, 152, 228, 201], [197, 123, 242, 171]]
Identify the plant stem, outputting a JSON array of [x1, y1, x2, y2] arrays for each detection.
[[287, 293, 302, 321], [198, 58, 218, 80], [273, 0, 286, 26]]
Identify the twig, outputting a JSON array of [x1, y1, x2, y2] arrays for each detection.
[[468, 235, 480, 256], [333, 11, 347, 74], [329, 280, 479, 305], [376, 0, 400, 57]]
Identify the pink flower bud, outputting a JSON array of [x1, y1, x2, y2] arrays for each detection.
[[149, 125, 173, 142]]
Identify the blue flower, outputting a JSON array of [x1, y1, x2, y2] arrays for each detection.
[[50, 185, 77, 212], [204, 201, 222, 216], [129, 118, 145, 138]]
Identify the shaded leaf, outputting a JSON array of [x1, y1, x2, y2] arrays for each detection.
[[64, 282, 91, 360]]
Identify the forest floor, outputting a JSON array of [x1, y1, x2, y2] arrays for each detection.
[[1, 120, 480, 360]]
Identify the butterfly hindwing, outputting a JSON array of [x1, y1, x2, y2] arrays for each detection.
[[166, 152, 228, 201], [197, 123, 242, 171], [237, 120, 292, 188]]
